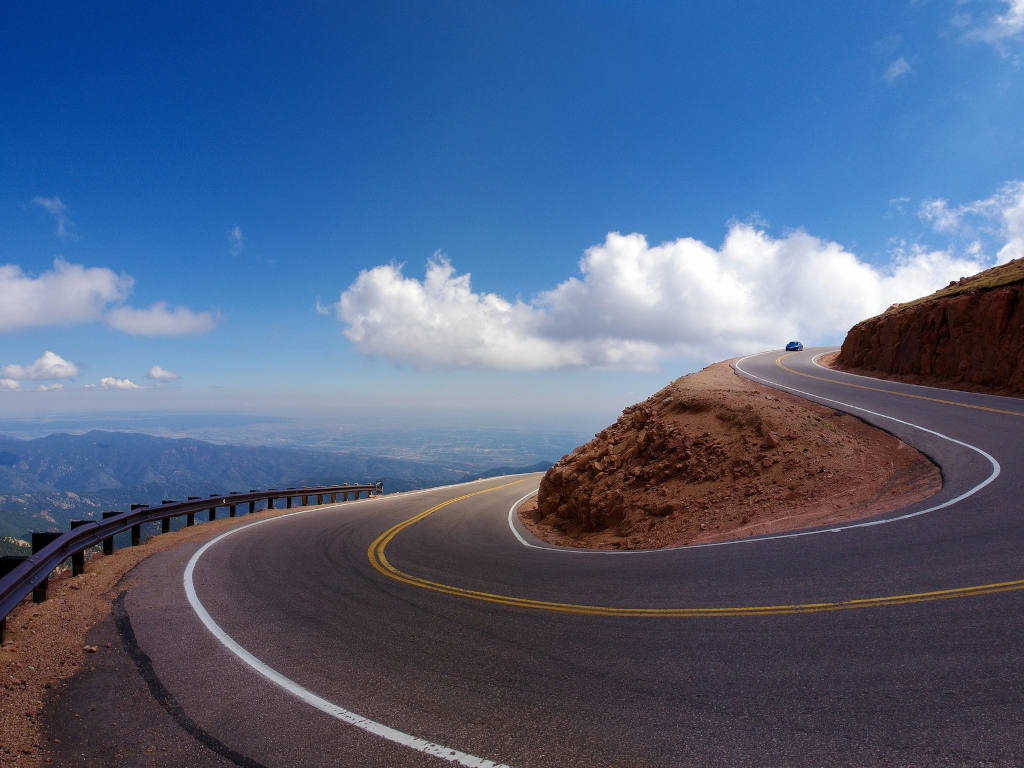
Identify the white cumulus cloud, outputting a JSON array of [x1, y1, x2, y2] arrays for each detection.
[[339, 256, 582, 370], [106, 302, 217, 336], [0, 259, 133, 332], [979, 0, 1024, 39], [0, 379, 20, 391], [920, 179, 1024, 263], [963, 0, 1024, 55], [996, 188, 1024, 264], [2, 350, 79, 380], [100, 377, 142, 390], [147, 364, 180, 380], [38, 383, 63, 392], [335, 224, 986, 372]]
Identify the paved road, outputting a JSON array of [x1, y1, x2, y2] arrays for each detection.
[[47, 348, 1024, 767]]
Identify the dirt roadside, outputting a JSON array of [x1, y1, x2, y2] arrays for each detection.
[[0, 503, 333, 767]]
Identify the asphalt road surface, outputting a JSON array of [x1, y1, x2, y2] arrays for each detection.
[[47, 348, 1024, 767]]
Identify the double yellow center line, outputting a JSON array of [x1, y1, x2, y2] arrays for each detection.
[[777, 353, 1023, 417], [368, 481, 1024, 618]]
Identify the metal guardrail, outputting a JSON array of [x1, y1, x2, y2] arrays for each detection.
[[0, 482, 383, 641]]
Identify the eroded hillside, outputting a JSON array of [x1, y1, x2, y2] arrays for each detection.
[[522, 362, 939, 549]]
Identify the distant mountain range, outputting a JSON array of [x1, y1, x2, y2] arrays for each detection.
[[0, 430, 552, 540]]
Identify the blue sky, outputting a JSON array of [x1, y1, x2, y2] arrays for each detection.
[[2, 1, 1023, 425]]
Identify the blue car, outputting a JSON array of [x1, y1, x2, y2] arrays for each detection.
[[785, 341, 803, 351]]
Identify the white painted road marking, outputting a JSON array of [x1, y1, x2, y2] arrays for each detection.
[[183, 490, 515, 768], [506, 351, 1001, 554]]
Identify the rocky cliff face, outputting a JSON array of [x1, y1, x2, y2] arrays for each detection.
[[836, 258, 1024, 395]]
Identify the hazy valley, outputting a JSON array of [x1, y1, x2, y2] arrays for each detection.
[[0, 418, 582, 543]]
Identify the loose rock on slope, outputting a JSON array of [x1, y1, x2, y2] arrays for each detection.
[[523, 361, 940, 549]]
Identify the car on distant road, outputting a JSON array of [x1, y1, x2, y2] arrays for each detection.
[[785, 341, 803, 351]]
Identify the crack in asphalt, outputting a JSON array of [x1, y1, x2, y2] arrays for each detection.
[[113, 591, 268, 768]]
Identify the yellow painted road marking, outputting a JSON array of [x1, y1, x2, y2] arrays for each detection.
[[776, 353, 1023, 417], [368, 482, 1024, 617]]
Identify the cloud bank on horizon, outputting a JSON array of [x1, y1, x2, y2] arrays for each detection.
[[334, 181, 1023, 372], [0, 350, 178, 393]]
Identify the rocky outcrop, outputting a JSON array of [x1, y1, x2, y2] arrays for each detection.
[[528, 362, 938, 549], [536, 392, 738, 535], [836, 259, 1024, 395]]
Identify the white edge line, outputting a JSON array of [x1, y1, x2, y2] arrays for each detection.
[[506, 351, 1001, 555], [507, 490, 541, 548], [184, 494, 515, 768]]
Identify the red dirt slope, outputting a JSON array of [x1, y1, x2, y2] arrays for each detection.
[[522, 362, 939, 550]]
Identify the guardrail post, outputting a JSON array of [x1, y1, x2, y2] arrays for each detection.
[[229, 504, 236, 517], [0, 556, 28, 643], [129, 505, 147, 547], [286, 496, 292, 509], [267, 497, 275, 510], [317, 493, 324, 504], [208, 506, 217, 521], [102, 511, 118, 555], [31, 532, 62, 603], [69, 520, 91, 575], [302, 494, 309, 506], [161, 501, 176, 532], [187, 497, 200, 525], [248, 501, 255, 514]]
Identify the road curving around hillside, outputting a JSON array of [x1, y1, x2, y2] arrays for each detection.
[[47, 348, 1024, 767]]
